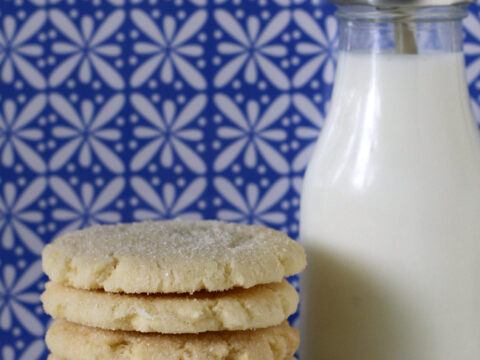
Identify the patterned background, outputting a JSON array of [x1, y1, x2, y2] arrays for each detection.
[[1, 0, 480, 358]]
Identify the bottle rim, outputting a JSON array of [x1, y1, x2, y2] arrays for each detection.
[[336, 4, 468, 22], [331, 0, 473, 7]]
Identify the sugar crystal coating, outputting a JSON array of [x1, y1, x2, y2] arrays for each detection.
[[46, 319, 300, 360], [42, 220, 306, 293], [41, 280, 299, 333]]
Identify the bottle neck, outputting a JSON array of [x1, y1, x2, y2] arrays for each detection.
[[330, 5, 472, 123], [337, 5, 467, 53]]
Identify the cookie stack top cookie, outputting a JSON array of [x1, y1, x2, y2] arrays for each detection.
[[43, 220, 306, 294]]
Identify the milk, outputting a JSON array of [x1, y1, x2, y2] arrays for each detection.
[[300, 52, 480, 359]]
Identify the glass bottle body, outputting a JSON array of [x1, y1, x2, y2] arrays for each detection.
[[300, 6, 480, 359]]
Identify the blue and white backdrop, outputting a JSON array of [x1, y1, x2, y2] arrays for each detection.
[[1, 0, 480, 358]]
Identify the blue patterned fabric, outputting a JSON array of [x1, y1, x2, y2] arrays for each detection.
[[1, 0, 480, 358]]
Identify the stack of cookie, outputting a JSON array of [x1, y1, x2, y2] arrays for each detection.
[[41, 220, 306, 360]]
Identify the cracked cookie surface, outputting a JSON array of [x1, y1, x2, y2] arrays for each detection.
[[46, 319, 300, 360], [48, 355, 297, 360], [42, 220, 306, 294], [41, 280, 298, 333]]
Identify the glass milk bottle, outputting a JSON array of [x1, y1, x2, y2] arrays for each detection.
[[300, 1, 480, 359]]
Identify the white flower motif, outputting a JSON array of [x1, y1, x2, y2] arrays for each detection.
[[273, 0, 306, 5], [0, 95, 47, 173], [293, 11, 338, 87], [131, 177, 206, 221], [105, 0, 126, 5], [49, 9, 125, 89], [50, 176, 124, 236], [189, 0, 207, 5], [0, 11, 47, 89], [0, 178, 46, 254], [214, 9, 290, 89], [292, 94, 324, 172], [0, 261, 44, 335], [49, 93, 125, 174], [214, 93, 290, 174], [130, 93, 207, 174], [27, 0, 62, 5], [130, 9, 207, 90], [292, 175, 302, 221], [214, 176, 289, 226], [2, 340, 45, 360], [464, 14, 480, 84]]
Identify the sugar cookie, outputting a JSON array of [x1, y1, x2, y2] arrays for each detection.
[[47, 356, 296, 360], [42, 220, 306, 293], [42, 280, 298, 333], [46, 319, 299, 360]]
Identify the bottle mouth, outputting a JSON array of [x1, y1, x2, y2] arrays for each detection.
[[336, 4, 468, 22], [331, 0, 473, 7]]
